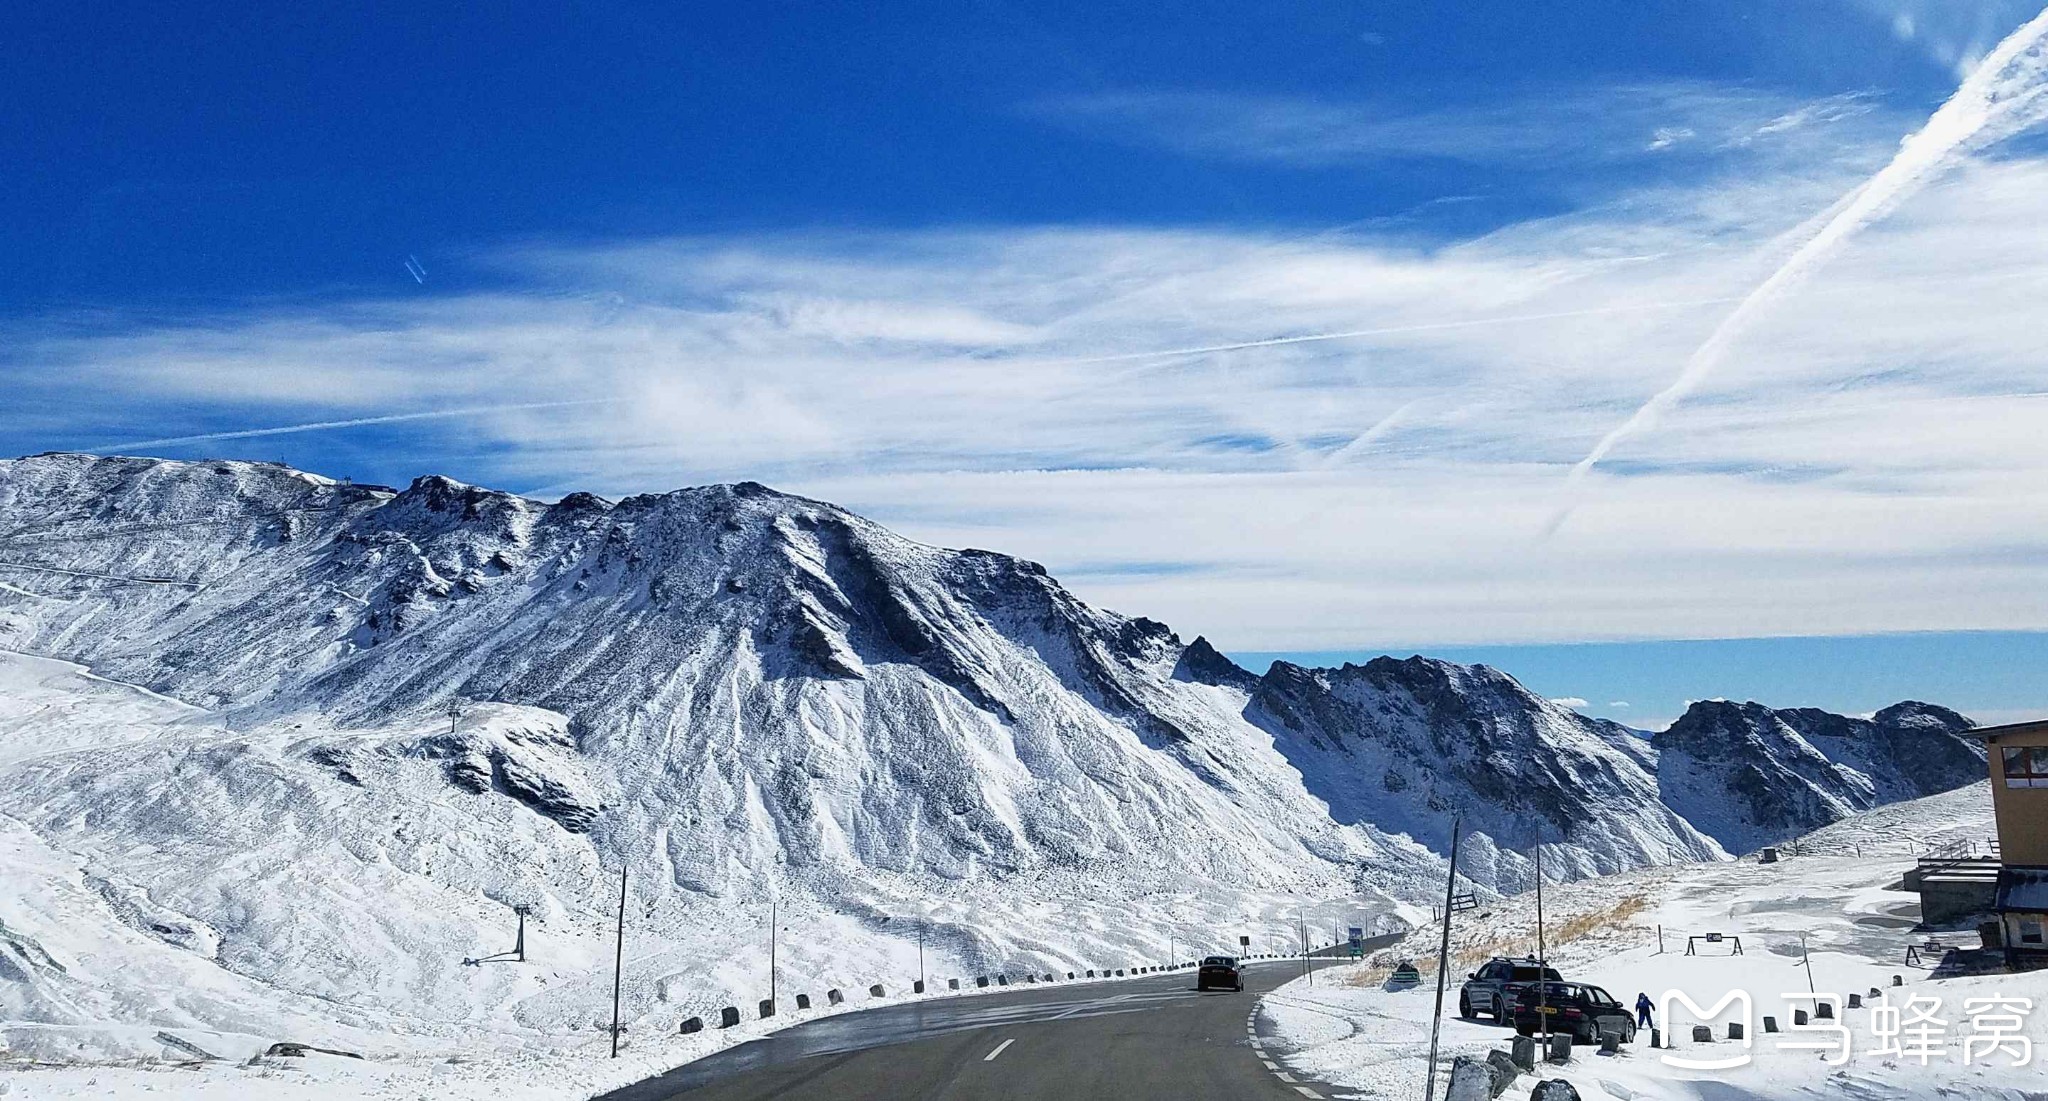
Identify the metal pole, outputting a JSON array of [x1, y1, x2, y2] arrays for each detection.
[[1298, 906, 1312, 986], [515, 906, 527, 963], [1800, 932, 1816, 994], [1424, 818, 1463, 1101], [918, 921, 926, 991], [770, 900, 778, 1009], [1536, 843, 1548, 1041], [610, 866, 626, 1058]]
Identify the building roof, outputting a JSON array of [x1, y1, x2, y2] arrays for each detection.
[[1965, 717, 2048, 740], [1996, 867, 2048, 913]]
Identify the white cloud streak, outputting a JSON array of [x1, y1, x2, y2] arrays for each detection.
[[11, 82, 2048, 650], [1550, 5, 2048, 534], [1036, 84, 1883, 174], [102, 400, 622, 452]]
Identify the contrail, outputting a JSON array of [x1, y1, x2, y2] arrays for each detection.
[[100, 399, 620, 452], [1321, 400, 1419, 467], [1546, 5, 2048, 537]]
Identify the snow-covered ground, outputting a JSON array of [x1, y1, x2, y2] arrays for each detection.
[[0, 648, 1365, 1099], [1260, 783, 2044, 1100]]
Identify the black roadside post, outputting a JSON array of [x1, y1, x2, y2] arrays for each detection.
[[1424, 817, 1463, 1101], [610, 866, 627, 1058]]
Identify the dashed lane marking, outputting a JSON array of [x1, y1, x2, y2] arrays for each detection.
[[1253, 997, 1326, 1100], [984, 1038, 1015, 1062]]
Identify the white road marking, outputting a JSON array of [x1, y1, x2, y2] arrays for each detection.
[[1294, 1088, 1323, 1099], [1276, 1071, 1297, 1082], [1262, 1060, 1279, 1070], [984, 1038, 1015, 1062]]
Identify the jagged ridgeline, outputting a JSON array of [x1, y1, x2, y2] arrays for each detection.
[[0, 452, 1987, 897]]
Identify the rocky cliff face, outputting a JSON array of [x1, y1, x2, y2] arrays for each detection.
[[1234, 654, 1724, 887], [1653, 699, 1981, 853]]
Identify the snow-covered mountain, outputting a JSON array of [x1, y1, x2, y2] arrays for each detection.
[[0, 452, 1986, 1067], [1653, 698, 1984, 853]]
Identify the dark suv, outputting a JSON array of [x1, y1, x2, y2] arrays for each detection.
[[1511, 981, 1635, 1044], [1458, 956, 1559, 1021], [1196, 956, 1244, 991]]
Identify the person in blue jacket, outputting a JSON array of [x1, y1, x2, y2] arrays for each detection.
[[1636, 992, 1655, 1028]]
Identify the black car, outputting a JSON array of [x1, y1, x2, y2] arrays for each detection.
[[1458, 956, 1560, 1021], [1511, 981, 1636, 1044], [1196, 955, 1244, 991]]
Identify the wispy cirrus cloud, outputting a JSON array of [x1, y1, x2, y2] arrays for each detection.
[[7, 93, 2048, 650], [1030, 82, 1885, 169]]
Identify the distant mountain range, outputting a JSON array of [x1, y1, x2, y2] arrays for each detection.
[[0, 452, 1985, 895]]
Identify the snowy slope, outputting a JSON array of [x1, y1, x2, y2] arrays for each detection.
[[1262, 783, 2037, 1101], [0, 452, 1992, 1086]]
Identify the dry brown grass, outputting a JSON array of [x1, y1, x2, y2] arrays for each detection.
[[1339, 894, 1652, 988], [1552, 894, 1647, 944]]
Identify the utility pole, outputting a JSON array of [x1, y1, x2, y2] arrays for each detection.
[[1800, 932, 1816, 995], [448, 698, 463, 736], [514, 904, 530, 963], [1424, 818, 1463, 1101], [769, 900, 778, 1010], [609, 866, 626, 1058], [917, 920, 926, 991]]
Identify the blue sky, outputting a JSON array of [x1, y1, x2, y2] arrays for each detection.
[[7, 1, 2048, 725]]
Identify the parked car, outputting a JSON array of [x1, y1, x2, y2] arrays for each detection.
[[1196, 955, 1244, 991], [1458, 956, 1560, 1021], [1511, 981, 1636, 1044]]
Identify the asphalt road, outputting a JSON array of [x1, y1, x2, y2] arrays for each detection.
[[596, 946, 1394, 1101]]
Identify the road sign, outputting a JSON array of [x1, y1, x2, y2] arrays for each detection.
[[1239, 935, 1251, 947]]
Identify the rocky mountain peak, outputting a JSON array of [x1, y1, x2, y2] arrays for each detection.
[[0, 452, 1991, 900]]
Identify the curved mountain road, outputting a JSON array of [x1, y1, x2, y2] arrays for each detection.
[[598, 942, 1397, 1101]]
